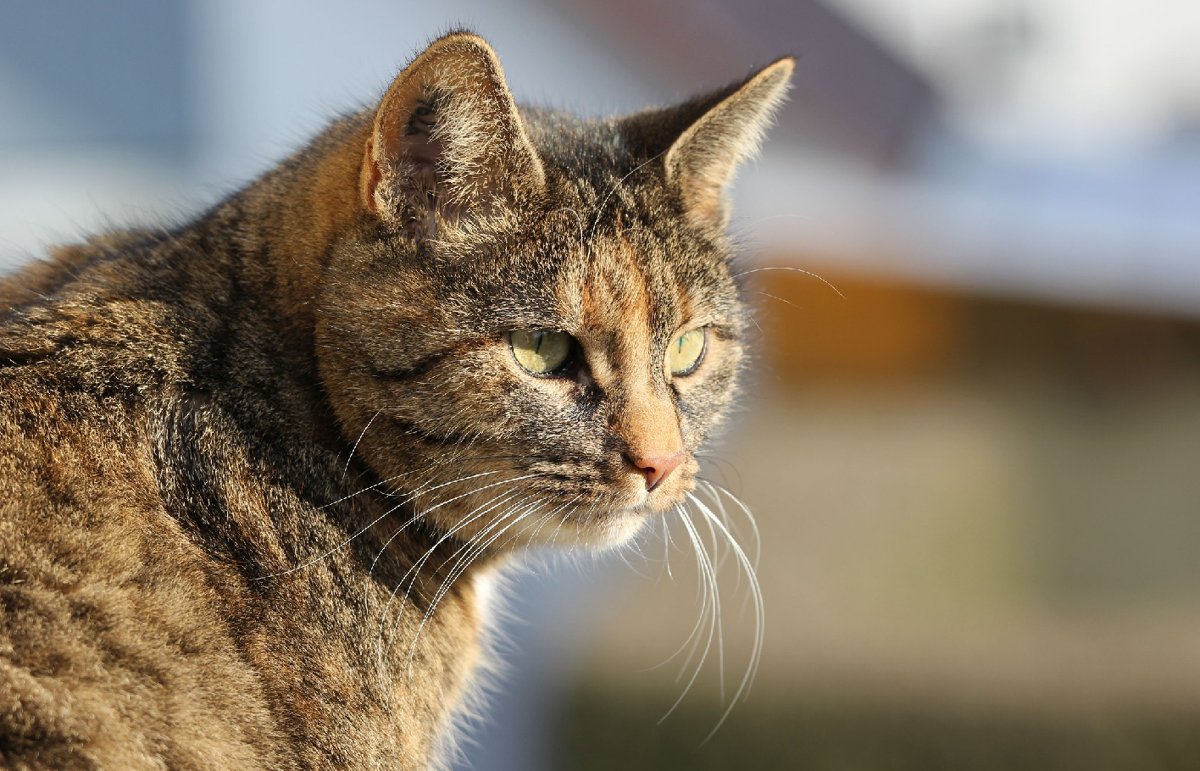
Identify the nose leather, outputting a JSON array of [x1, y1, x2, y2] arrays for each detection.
[[625, 452, 686, 491]]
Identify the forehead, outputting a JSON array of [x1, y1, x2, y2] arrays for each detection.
[[432, 196, 739, 343], [462, 221, 740, 339], [562, 231, 687, 341]]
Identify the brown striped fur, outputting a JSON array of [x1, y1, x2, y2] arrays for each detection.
[[0, 32, 792, 769]]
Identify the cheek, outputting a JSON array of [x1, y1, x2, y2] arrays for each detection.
[[675, 369, 739, 444], [516, 392, 608, 460], [472, 366, 599, 455]]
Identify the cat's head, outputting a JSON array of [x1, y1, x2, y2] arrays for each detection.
[[316, 32, 792, 549]]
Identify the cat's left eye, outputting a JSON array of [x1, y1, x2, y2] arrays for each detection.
[[667, 327, 707, 376], [510, 329, 576, 375]]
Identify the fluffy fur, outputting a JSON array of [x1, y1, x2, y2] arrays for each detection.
[[0, 32, 792, 769]]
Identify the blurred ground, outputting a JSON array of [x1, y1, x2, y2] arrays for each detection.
[[561, 686, 1200, 770]]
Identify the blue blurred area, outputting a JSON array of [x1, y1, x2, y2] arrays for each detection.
[[0, 0, 192, 159]]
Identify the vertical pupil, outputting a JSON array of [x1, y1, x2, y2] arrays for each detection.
[[534, 332, 545, 354]]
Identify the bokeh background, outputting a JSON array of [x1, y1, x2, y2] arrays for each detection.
[[3, 1, 1200, 769]]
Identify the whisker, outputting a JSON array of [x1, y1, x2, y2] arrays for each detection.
[[659, 508, 720, 722], [362, 483, 525, 619], [373, 472, 554, 653], [687, 491, 765, 743], [661, 516, 674, 582], [753, 290, 804, 312], [587, 150, 668, 240], [399, 499, 554, 671], [697, 478, 761, 569], [342, 409, 381, 480], [686, 507, 725, 703], [376, 488, 532, 673], [695, 482, 746, 598], [381, 482, 540, 619], [420, 492, 577, 621], [319, 451, 526, 510], [733, 265, 846, 299], [696, 492, 732, 575], [696, 454, 746, 493], [638, 508, 712, 676], [524, 498, 571, 545], [255, 468, 510, 580], [546, 206, 586, 255]]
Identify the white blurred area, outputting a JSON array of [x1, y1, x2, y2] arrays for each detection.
[[4, 2, 1200, 770], [806, 0, 1200, 314], [832, 0, 1200, 149]]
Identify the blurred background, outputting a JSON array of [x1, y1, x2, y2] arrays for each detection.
[[3, 1, 1200, 768]]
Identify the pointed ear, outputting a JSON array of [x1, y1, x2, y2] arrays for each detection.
[[626, 58, 794, 230], [360, 33, 545, 234]]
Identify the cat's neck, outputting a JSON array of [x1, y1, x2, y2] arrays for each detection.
[[160, 142, 500, 748], [172, 111, 481, 560], [215, 112, 373, 349]]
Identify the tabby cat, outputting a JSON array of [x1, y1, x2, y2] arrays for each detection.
[[0, 31, 792, 769]]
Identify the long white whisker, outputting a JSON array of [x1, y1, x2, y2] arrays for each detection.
[[376, 488, 531, 674], [639, 508, 712, 677], [342, 409, 381, 480], [687, 491, 764, 743], [731, 265, 846, 299], [256, 469, 508, 580], [400, 498, 555, 671], [363, 484, 525, 621], [379, 484, 534, 630], [375, 472, 551, 644], [698, 478, 762, 569], [691, 508, 726, 703], [659, 509, 719, 723], [320, 449, 522, 509], [418, 492, 577, 631]]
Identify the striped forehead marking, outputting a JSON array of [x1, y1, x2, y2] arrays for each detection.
[[579, 237, 657, 387], [573, 236, 685, 456]]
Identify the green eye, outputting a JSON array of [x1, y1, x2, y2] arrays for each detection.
[[510, 329, 575, 375], [667, 327, 706, 376]]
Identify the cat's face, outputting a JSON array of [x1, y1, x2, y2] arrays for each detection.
[[315, 34, 791, 550], [320, 200, 745, 547]]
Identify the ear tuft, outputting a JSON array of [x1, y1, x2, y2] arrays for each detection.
[[663, 57, 795, 229]]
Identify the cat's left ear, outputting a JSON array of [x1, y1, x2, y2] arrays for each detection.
[[360, 32, 546, 234], [628, 58, 795, 230]]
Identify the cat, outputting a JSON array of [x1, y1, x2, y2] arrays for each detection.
[[0, 30, 791, 770]]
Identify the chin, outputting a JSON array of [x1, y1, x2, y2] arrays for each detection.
[[573, 509, 651, 548], [508, 504, 652, 550], [549, 479, 696, 549]]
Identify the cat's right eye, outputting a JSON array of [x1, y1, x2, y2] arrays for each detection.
[[510, 329, 575, 375], [667, 327, 707, 376]]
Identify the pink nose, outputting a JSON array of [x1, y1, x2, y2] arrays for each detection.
[[626, 452, 686, 491]]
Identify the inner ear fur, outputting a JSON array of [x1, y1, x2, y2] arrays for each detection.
[[360, 32, 546, 232]]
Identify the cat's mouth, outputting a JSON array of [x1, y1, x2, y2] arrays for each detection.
[[511, 455, 701, 547], [411, 455, 698, 551]]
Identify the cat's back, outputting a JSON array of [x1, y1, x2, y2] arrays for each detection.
[[0, 236, 290, 770], [0, 229, 192, 543], [0, 230, 173, 541]]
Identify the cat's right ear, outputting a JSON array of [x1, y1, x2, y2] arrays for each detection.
[[360, 32, 546, 235], [621, 57, 795, 231]]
